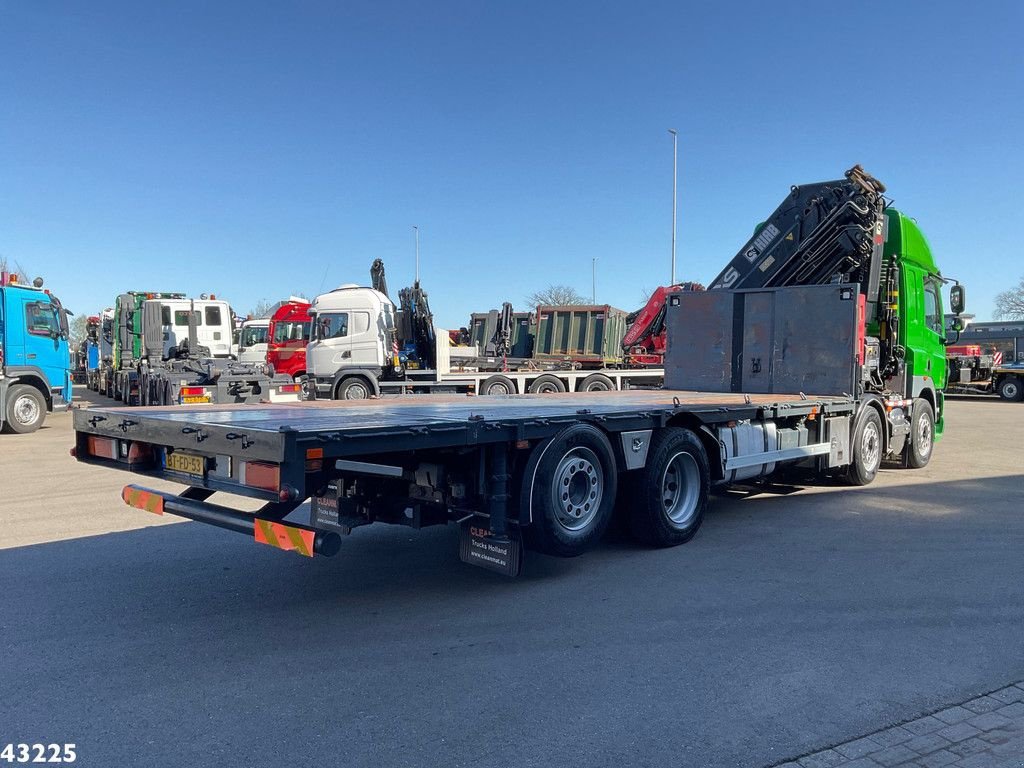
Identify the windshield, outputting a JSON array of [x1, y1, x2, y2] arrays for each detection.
[[239, 325, 269, 347], [272, 320, 311, 344]]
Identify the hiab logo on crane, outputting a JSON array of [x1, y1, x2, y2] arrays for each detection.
[[744, 222, 781, 262]]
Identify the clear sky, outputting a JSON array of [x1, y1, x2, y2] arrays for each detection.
[[2, 1, 1022, 328]]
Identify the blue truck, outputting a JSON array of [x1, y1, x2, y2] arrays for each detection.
[[0, 271, 73, 434]]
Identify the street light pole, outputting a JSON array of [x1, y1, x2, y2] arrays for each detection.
[[668, 129, 678, 286], [592, 257, 597, 303], [413, 226, 420, 285]]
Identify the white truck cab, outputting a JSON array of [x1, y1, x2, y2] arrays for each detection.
[[307, 284, 396, 398], [237, 318, 270, 365], [148, 298, 236, 358]]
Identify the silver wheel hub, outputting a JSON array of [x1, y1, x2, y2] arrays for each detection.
[[345, 382, 369, 399], [862, 421, 881, 472], [662, 451, 700, 528], [916, 414, 932, 456], [14, 394, 40, 425], [552, 448, 603, 532]]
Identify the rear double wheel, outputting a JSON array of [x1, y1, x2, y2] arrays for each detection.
[[998, 376, 1023, 402], [521, 424, 617, 557], [624, 427, 710, 547]]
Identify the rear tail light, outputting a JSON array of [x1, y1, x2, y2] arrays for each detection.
[[180, 386, 206, 397], [278, 383, 301, 393], [239, 461, 280, 492], [88, 436, 117, 459]]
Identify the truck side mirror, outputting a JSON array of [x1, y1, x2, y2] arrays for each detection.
[[949, 284, 965, 315]]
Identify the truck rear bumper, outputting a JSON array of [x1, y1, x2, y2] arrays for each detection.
[[121, 484, 341, 557]]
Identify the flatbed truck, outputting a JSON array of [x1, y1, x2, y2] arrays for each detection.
[[71, 166, 964, 576]]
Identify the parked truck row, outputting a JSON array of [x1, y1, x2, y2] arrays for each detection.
[[73, 166, 969, 577]]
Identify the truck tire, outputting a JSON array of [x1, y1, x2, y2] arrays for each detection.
[[335, 376, 372, 400], [998, 376, 1023, 402], [528, 375, 566, 394], [480, 374, 516, 395], [295, 374, 311, 400], [520, 424, 617, 557], [3, 385, 46, 434], [578, 373, 615, 392], [625, 427, 710, 547], [904, 400, 934, 469], [846, 407, 883, 486]]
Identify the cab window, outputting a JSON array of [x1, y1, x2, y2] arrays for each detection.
[[315, 313, 348, 340], [205, 306, 222, 326], [161, 306, 172, 325], [924, 281, 943, 335], [26, 303, 60, 337]]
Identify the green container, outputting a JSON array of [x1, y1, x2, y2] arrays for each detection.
[[533, 305, 627, 367], [469, 311, 534, 357]]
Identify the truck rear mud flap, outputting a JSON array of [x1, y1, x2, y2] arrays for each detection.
[[121, 484, 341, 557]]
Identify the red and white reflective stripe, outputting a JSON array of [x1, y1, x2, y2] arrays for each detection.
[[993, 351, 1003, 366]]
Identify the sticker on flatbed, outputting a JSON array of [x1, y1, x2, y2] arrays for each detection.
[[459, 521, 522, 577]]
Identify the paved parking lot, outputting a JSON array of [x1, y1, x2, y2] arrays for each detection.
[[1, 394, 1022, 767]]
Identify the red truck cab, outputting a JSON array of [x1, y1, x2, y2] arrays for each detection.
[[267, 301, 312, 391]]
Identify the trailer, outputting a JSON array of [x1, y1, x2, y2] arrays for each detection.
[[71, 166, 965, 576]]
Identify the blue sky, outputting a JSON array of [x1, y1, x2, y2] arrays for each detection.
[[2, 1, 1022, 328]]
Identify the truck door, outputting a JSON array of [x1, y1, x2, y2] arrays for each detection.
[[21, 295, 69, 390], [901, 266, 947, 397], [312, 312, 352, 370], [348, 311, 381, 368]]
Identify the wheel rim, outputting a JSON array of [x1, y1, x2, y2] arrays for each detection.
[[344, 381, 369, 399], [916, 412, 933, 457], [535, 380, 560, 393], [551, 447, 603, 532], [1005, 382, 1019, 399], [487, 381, 512, 395], [13, 394, 40, 426], [586, 381, 610, 391], [298, 376, 311, 399], [862, 420, 881, 472], [661, 451, 701, 528]]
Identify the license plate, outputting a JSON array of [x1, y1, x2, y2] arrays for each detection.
[[182, 395, 211, 404], [166, 450, 205, 476]]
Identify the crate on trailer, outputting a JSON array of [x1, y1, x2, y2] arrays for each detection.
[[469, 311, 534, 357], [533, 305, 628, 368]]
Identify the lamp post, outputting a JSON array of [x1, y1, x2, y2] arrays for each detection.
[[668, 129, 678, 286], [592, 257, 597, 303], [413, 226, 420, 284]]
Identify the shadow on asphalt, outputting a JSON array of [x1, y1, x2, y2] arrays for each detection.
[[3, 472, 1021, 604]]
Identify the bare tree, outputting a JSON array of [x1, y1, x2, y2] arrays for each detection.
[[994, 277, 1024, 320], [249, 300, 275, 318], [525, 284, 589, 307]]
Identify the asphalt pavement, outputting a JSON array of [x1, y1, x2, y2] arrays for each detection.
[[1, 394, 1022, 767]]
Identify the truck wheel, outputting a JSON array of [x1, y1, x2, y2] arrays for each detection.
[[3, 385, 46, 434], [625, 428, 709, 547], [998, 376, 1023, 402], [296, 374, 312, 400], [578, 373, 615, 392], [904, 400, 934, 469], [521, 424, 617, 557], [480, 374, 516, 395], [846, 407, 883, 486], [528, 375, 566, 394], [335, 377, 372, 400]]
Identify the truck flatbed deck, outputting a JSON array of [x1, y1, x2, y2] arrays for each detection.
[[76, 389, 852, 464]]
